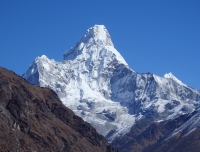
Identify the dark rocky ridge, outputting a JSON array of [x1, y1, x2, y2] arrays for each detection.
[[0, 66, 117, 152]]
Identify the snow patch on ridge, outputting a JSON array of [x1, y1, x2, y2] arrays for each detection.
[[164, 72, 187, 87], [167, 109, 200, 140]]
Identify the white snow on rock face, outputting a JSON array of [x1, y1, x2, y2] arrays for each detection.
[[164, 72, 187, 87], [23, 25, 200, 143], [166, 109, 200, 140], [63, 25, 127, 66]]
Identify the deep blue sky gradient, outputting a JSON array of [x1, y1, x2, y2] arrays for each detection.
[[0, 1, 200, 89]]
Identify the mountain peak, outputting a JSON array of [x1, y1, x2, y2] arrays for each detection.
[[164, 72, 186, 86], [164, 72, 175, 79], [63, 25, 127, 65], [81, 24, 114, 46]]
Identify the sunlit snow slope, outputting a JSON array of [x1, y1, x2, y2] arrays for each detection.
[[23, 25, 200, 143]]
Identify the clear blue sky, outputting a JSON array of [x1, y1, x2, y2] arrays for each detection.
[[0, 1, 200, 90]]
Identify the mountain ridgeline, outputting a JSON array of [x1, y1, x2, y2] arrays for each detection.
[[23, 25, 200, 151], [0, 67, 117, 152]]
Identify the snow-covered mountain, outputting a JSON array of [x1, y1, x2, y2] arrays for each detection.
[[23, 25, 200, 146]]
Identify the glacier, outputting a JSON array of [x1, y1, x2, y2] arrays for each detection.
[[23, 25, 200, 143]]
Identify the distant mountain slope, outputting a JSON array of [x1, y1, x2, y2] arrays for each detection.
[[0, 66, 117, 152], [23, 25, 200, 151], [112, 109, 200, 152]]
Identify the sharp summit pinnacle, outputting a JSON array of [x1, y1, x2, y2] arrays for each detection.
[[81, 25, 114, 46]]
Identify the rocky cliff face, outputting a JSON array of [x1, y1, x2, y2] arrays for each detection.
[[23, 25, 200, 151], [0, 66, 117, 152]]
